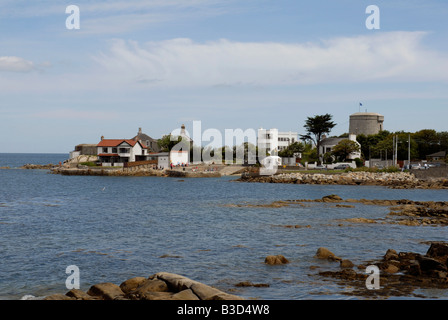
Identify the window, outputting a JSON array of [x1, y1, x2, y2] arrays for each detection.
[[102, 147, 108, 153], [112, 148, 117, 153]]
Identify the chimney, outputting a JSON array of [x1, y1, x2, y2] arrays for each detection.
[[138, 127, 142, 135], [101, 135, 104, 140]]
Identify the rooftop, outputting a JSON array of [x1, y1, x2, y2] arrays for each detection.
[[97, 139, 142, 148]]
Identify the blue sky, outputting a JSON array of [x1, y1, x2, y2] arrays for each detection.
[[0, 0, 447, 153]]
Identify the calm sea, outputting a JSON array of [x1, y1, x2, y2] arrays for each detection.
[[1, 153, 447, 300]]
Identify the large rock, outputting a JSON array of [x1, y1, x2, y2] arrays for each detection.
[[119, 277, 147, 294], [130, 279, 169, 297], [44, 293, 74, 300], [171, 289, 200, 300], [417, 256, 447, 273], [264, 255, 289, 265], [315, 247, 342, 261], [322, 195, 343, 202], [66, 289, 97, 300], [151, 272, 244, 300], [141, 292, 174, 300], [87, 283, 125, 300], [384, 249, 399, 261], [44, 272, 243, 300], [340, 259, 354, 269], [426, 242, 448, 263]]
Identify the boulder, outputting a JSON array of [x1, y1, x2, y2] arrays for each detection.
[[87, 282, 125, 300], [151, 272, 244, 300], [384, 249, 398, 261], [426, 242, 448, 263], [417, 256, 447, 273], [340, 259, 354, 269], [141, 292, 174, 300], [119, 277, 147, 294], [264, 255, 290, 265], [150, 272, 196, 292], [322, 195, 343, 202], [66, 289, 97, 300], [44, 293, 74, 300], [315, 247, 342, 261], [131, 279, 169, 297], [383, 264, 400, 274], [171, 289, 200, 300], [44, 272, 244, 300], [407, 260, 422, 276]]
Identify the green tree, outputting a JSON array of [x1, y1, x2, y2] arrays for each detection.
[[331, 139, 360, 162], [158, 134, 190, 152], [437, 132, 448, 152], [300, 114, 336, 164], [278, 141, 305, 158], [412, 129, 439, 159], [356, 130, 390, 160]]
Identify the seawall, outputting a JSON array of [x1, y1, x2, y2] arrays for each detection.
[[238, 171, 448, 189]]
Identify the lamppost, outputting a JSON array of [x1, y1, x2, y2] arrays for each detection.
[[395, 134, 411, 169]]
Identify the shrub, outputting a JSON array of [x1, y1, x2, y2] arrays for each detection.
[[79, 161, 98, 167]]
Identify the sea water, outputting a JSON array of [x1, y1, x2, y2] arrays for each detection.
[[0, 153, 447, 300]]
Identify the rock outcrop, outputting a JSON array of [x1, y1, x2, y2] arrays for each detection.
[[317, 243, 448, 298], [44, 272, 243, 300], [315, 247, 342, 261], [264, 255, 290, 265], [227, 195, 448, 227]]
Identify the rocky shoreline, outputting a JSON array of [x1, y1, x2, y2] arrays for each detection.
[[238, 171, 448, 189], [314, 242, 448, 298], [44, 272, 243, 300], [41, 243, 448, 300]]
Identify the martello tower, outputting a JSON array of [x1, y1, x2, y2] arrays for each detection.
[[349, 112, 384, 136]]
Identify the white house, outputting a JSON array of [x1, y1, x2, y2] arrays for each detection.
[[170, 150, 189, 166], [319, 134, 361, 161], [97, 137, 148, 167], [257, 128, 298, 156]]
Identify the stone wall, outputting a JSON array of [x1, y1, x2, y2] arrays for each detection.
[[412, 167, 448, 180]]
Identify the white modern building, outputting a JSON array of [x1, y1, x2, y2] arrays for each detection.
[[257, 128, 298, 156]]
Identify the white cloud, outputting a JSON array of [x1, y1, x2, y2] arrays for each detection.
[[0, 56, 35, 72], [93, 32, 448, 88]]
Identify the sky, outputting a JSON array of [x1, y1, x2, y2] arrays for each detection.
[[0, 0, 447, 153]]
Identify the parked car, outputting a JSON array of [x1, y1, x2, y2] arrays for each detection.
[[313, 165, 326, 170], [410, 164, 428, 170], [334, 164, 350, 170]]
